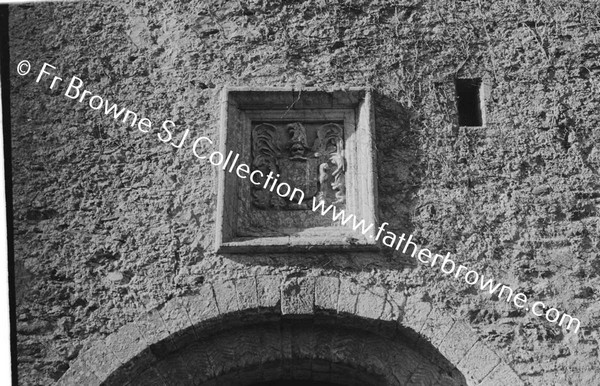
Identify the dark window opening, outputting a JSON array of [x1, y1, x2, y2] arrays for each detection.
[[456, 78, 483, 126]]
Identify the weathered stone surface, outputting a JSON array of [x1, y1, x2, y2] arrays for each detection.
[[381, 290, 405, 322], [104, 323, 157, 382], [256, 275, 282, 308], [104, 323, 146, 364], [133, 309, 170, 347], [480, 362, 525, 386], [180, 285, 220, 328], [401, 296, 432, 338], [355, 286, 386, 320], [213, 280, 239, 314], [457, 341, 501, 384], [281, 276, 315, 315], [418, 307, 455, 348], [158, 298, 194, 337], [438, 321, 479, 365], [337, 278, 359, 314], [234, 276, 258, 310], [314, 275, 340, 311], [55, 358, 101, 386], [77, 340, 122, 382], [10, 2, 600, 385]]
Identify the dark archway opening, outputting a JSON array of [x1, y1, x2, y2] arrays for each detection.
[[201, 356, 385, 386], [111, 314, 467, 386]]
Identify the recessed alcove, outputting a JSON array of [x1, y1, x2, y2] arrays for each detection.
[[455, 78, 486, 127], [216, 87, 378, 253]]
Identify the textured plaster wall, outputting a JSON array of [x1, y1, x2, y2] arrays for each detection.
[[8, 0, 600, 385]]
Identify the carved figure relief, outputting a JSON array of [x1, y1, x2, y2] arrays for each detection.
[[251, 122, 345, 210]]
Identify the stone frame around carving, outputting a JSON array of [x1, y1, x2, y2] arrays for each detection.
[[215, 87, 377, 253]]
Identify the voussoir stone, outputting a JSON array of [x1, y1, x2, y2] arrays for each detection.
[[355, 285, 386, 320], [56, 356, 101, 386], [314, 275, 340, 310], [337, 277, 359, 314], [458, 340, 501, 383], [400, 295, 432, 337], [480, 362, 525, 386], [234, 276, 259, 310], [381, 290, 405, 321], [256, 274, 282, 308], [180, 284, 220, 328], [133, 308, 170, 347], [438, 320, 479, 365], [213, 279, 240, 314], [281, 276, 315, 315], [77, 339, 122, 382], [103, 322, 158, 382]]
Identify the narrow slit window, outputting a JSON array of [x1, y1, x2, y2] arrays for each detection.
[[456, 78, 483, 126]]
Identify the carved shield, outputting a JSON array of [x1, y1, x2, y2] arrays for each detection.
[[251, 121, 345, 209], [278, 157, 320, 200]]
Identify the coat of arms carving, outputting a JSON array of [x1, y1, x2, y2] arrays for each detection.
[[251, 122, 346, 210]]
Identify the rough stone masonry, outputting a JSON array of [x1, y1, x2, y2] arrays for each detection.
[[6, 0, 600, 385]]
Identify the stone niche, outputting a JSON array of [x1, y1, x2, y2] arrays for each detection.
[[216, 87, 377, 253]]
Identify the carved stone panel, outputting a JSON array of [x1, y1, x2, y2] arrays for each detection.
[[216, 88, 377, 253], [251, 121, 345, 210]]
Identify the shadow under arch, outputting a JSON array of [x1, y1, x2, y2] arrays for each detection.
[[57, 275, 523, 386]]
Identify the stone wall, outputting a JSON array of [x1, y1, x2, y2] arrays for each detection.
[[8, 0, 600, 385]]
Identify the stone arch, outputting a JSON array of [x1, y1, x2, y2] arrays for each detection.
[[57, 275, 524, 386]]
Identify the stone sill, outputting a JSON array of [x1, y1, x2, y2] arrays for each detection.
[[219, 226, 379, 254]]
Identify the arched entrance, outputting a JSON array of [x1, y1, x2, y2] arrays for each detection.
[[57, 275, 523, 386], [120, 316, 463, 385]]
